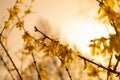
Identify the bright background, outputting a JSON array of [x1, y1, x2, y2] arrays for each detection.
[[0, 0, 109, 53], [0, 0, 112, 80]]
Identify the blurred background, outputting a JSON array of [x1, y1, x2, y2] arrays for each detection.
[[0, 0, 110, 80]]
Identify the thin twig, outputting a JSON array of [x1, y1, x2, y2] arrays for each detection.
[[0, 55, 15, 80], [96, 0, 101, 3], [65, 67, 72, 80], [78, 55, 120, 76], [34, 26, 53, 42], [113, 55, 120, 72], [31, 53, 41, 80], [83, 60, 87, 70], [0, 0, 18, 35], [52, 58, 64, 80], [0, 36, 23, 80], [107, 55, 113, 80], [96, 0, 103, 4], [111, 19, 119, 36]]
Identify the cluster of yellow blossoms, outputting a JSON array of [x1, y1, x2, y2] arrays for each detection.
[[4, 0, 23, 29], [41, 39, 79, 66], [22, 29, 79, 66]]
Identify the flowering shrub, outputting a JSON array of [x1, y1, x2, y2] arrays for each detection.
[[1, 0, 120, 80]]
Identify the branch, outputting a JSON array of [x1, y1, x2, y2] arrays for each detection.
[[78, 55, 120, 76], [52, 58, 64, 80], [0, 35, 23, 80], [65, 67, 72, 80], [96, 0, 103, 4], [31, 53, 41, 80], [107, 55, 113, 80], [34, 26, 53, 42], [114, 55, 120, 72], [0, 55, 15, 80], [111, 19, 119, 36]]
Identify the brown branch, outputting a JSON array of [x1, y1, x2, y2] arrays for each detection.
[[83, 60, 87, 70], [0, 36, 23, 80], [114, 60, 119, 70], [31, 53, 41, 80], [65, 67, 72, 80], [96, 0, 102, 3], [107, 55, 113, 80], [52, 58, 64, 80], [111, 19, 119, 36], [0, 55, 15, 80], [96, 0, 104, 5], [114, 54, 120, 71], [34, 26, 53, 42], [78, 55, 120, 76]]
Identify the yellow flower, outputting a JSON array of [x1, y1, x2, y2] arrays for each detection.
[[18, 0, 23, 4], [24, 9, 32, 14], [24, 44, 36, 52], [1, 36, 7, 42], [16, 20, 24, 30], [4, 20, 10, 29], [22, 31, 32, 42], [8, 5, 20, 20], [41, 39, 78, 67], [104, 0, 115, 9]]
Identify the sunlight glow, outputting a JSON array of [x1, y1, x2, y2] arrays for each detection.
[[61, 18, 110, 55]]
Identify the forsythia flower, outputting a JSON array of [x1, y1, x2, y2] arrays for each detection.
[[24, 43, 36, 52], [4, 20, 10, 29], [8, 5, 20, 20], [22, 31, 32, 42], [22, 31, 39, 53], [1, 36, 7, 42], [16, 20, 24, 30], [18, 0, 23, 4], [41, 39, 79, 67], [24, 9, 32, 14]]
